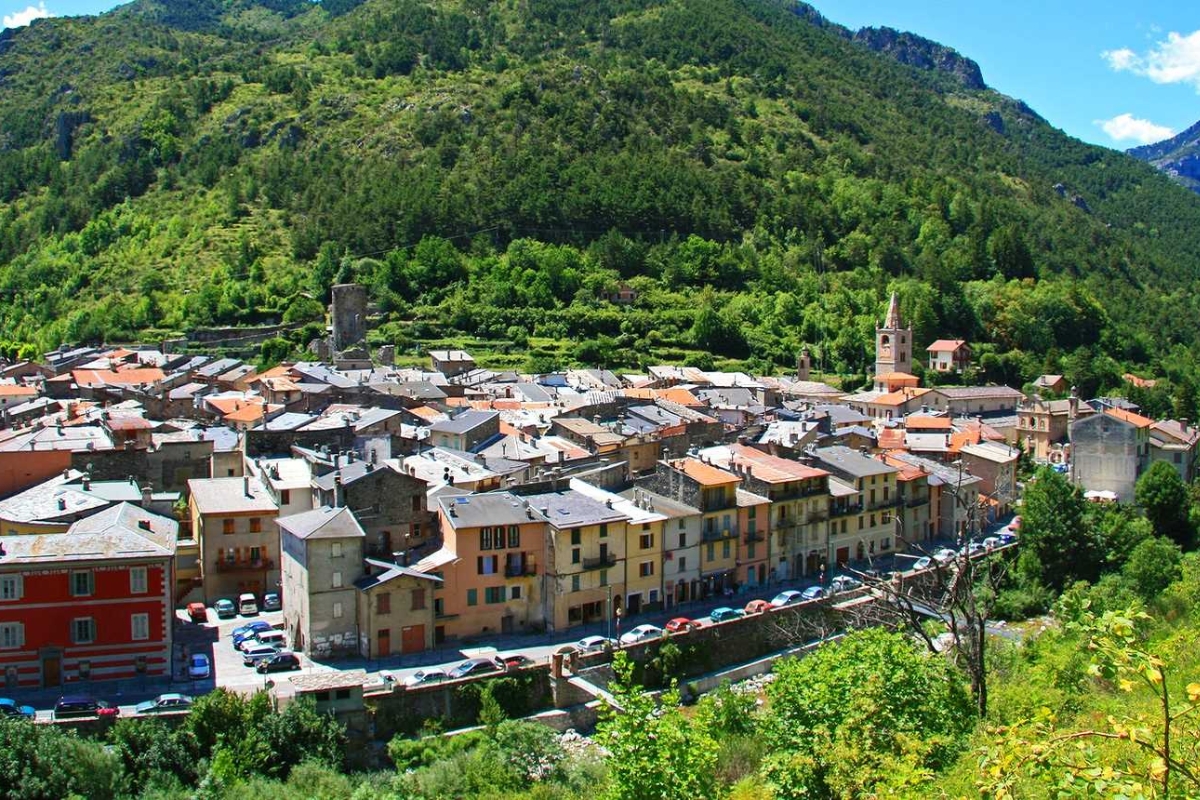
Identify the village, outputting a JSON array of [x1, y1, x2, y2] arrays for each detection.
[[0, 288, 1192, 720]]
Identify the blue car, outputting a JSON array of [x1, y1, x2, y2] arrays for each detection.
[[709, 606, 745, 623], [0, 697, 35, 719], [231, 620, 273, 647], [801, 586, 826, 601]]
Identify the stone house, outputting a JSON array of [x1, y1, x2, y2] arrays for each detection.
[[187, 476, 279, 602], [279, 506, 364, 658], [1071, 408, 1153, 502]]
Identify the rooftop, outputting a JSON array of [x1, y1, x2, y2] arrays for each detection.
[[278, 506, 365, 540], [187, 476, 278, 515], [810, 446, 898, 479], [520, 489, 628, 529]]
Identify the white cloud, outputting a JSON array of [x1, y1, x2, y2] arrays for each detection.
[[1096, 113, 1175, 145], [1103, 29, 1200, 91], [2, 2, 53, 29]]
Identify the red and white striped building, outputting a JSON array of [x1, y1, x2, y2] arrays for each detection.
[[0, 503, 176, 689]]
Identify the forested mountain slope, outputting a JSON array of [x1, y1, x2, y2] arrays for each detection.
[[1, 0, 1199, 402]]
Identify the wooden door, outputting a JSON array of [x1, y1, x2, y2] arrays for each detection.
[[835, 547, 850, 567], [377, 629, 390, 657], [42, 656, 60, 687], [400, 625, 425, 654]]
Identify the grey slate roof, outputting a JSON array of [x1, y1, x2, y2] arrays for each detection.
[[430, 409, 499, 435], [520, 489, 627, 529], [277, 506, 365, 540], [811, 446, 897, 479], [439, 492, 537, 529]]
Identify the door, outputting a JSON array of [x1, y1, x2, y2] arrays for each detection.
[[400, 625, 425, 654], [501, 615, 514, 634], [42, 656, 60, 688], [835, 547, 850, 567], [377, 629, 390, 657]]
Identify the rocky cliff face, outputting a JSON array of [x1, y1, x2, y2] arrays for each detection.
[[1129, 120, 1200, 194], [790, 4, 986, 91]]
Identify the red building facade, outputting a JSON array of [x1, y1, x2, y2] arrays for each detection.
[[0, 503, 176, 689]]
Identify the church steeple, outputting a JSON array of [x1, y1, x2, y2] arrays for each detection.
[[875, 292, 912, 377]]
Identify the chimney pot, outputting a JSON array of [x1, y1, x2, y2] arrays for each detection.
[[243, 476, 250, 497]]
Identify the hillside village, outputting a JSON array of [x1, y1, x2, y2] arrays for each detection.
[[0, 287, 1192, 704]]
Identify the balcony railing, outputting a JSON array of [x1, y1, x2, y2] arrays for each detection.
[[214, 557, 274, 572], [830, 503, 864, 517], [582, 553, 617, 571], [868, 498, 903, 512], [505, 562, 537, 578], [743, 530, 765, 544], [807, 511, 829, 523], [702, 525, 739, 542]]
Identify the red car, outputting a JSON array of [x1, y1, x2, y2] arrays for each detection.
[[186, 602, 208, 624], [744, 599, 772, 615], [665, 617, 698, 633]]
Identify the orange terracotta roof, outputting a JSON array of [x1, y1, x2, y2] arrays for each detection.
[[876, 371, 920, 382], [926, 339, 967, 351], [873, 387, 932, 406], [408, 406, 445, 422], [727, 444, 828, 482], [72, 368, 166, 388], [670, 457, 739, 486], [877, 429, 907, 450], [1105, 407, 1154, 428], [206, 396, 264, 416], [0, 384, 37, 397], [1122, 373, 1157, 389], [226, 403, 279, 424], [906, 415, 951, 430], [445, 397, 470, 407], [657, 387, 703, 406], [252, 364, 293, 382], [882, 453, 926, 481], [948, 430, 980, 454]]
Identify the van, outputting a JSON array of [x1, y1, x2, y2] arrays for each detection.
[[237, 593, 258, 616], [253, 630, 286, 649]]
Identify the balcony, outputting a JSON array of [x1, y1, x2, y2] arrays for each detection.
[[807, 511, 829, 523], [743, 530, 765, 544], [582, 553, 617, 571], [868, 498, 903, 512], [505, 562, 537, 578], [213, 557, 274, 573], [905, 496, 929, 508], [830, 503, 863, 518], [702, 525, 738, 542]]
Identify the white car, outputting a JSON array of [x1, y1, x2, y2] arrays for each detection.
[[403, 669, 448, 688], [619, 624, 663, 646], [912, 556, 933, 570], [982, 536, 1001, 549], [933, 548, 957, 564], [188, 653, 211, 680], [575, 635, 616, 653], [829, 576, 862, 593], [770, 590, 804, 607]]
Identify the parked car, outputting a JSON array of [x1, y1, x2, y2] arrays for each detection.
[[997, 531, 1017, 545], [912, 556, 933, 570], [237, 592, 259, 616], [232, 620, 274, 647], [965, 541, 986, 557], [403, 669, 448, 688], [241, 644, 281, 667], [0, 697, 35, 719], [186, 602, 208, 624], [242, 630, 286, 651], [214, 598, 236, 618], [53, 696, 117, 719], [743, 599, 772, 614], [495, 653, 535, 670], [770, 590, 804, 608], [933, 548, 957, 564], [188, 653, 211, 680], [710, 606, 745, 623], [619, 624, 663, 645], [447, 657, 502, 679], [256, 652, 301, 674], [829, 575, 861, 594], [982, 536, 1002, 549], [261, 592, 282, 612], [665, 617, 699, 633], [800, 586, 826, 601], [135, 694, 193, 714], [573, 635, 616, 653]]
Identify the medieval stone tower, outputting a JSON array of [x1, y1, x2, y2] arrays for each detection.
[[331, 283, 368, 352], [874, 292, 912, 376]]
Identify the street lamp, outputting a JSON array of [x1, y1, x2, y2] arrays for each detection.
[[606, 585, 613, 640], [615, 607, 623, 645]]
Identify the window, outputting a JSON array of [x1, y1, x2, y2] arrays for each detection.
[[412, 496, 423, 512], [331, 542, 343, 558], [706, 543, 715, 561], [412, 589, 426, 610], [280, 489, 291, 505], [335, 688, 351, 700], [649, 589, 659, 603], [467, 589, 478, 606], [881, 538, 892, 551], [508, 526, 520, 548], [129, 567, 147, 595], [71, 571, 93, 597], [131, 613, 149, 641], [882, 511, 891, 525], [883, 486, 890, 501], [511, 585, 522, 600], [570, 529, 581, 545], [434, 598, 444, 616], [480, 527, 493, 550], [678, 519, 685, 530], [485, 587, 505, 604], [678, 556, 686, 571], [377, 593, 391, 615], [571, 548, 581, 564], [678, 533, 686, 548], [477, 555, 498, 575], [249, 517, 262, 533], [722, 540, 731, 559], [571, 575, 580, 593], [223, 519, 235, 535], [640, 533, 654, 550], [0, 622, 22, 649], [639, 561, 654, 577], [748, 505, 757, 519], [600, 569, 608, 586], [333, 602, 343, 619], [72, 618, 95, 644], [599, 524, 608, 538], [748, 542, 756, 560], [642, 522, 650, 531], [332, 571, 343, 588], [0, 575, 21, 601]]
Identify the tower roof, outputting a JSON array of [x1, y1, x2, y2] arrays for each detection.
[[883, 292, 902, 329]]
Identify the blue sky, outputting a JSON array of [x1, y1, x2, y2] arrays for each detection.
[[3, 0, 1197, 150]]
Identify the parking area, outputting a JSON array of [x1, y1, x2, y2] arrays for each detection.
[[173, 606, 323, 694]]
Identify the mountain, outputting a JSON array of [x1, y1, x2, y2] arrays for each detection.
[[1129, 119, 1200, 194], [1, 0, 1200, 399]]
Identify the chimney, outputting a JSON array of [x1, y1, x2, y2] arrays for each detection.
[[137, 519, 151, 531], [333, 474, 342, 507], [243, 476, 251, 497], [141, 485, 152, 507], [448, 503, 457, 518], [57, 497, 66, 511], [82, 475, 90, 492]]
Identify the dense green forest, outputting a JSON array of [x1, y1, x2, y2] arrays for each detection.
[[2, 0, 1200, 402]]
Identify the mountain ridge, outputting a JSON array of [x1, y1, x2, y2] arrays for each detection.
[[1129, 118, 1200, 194]]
